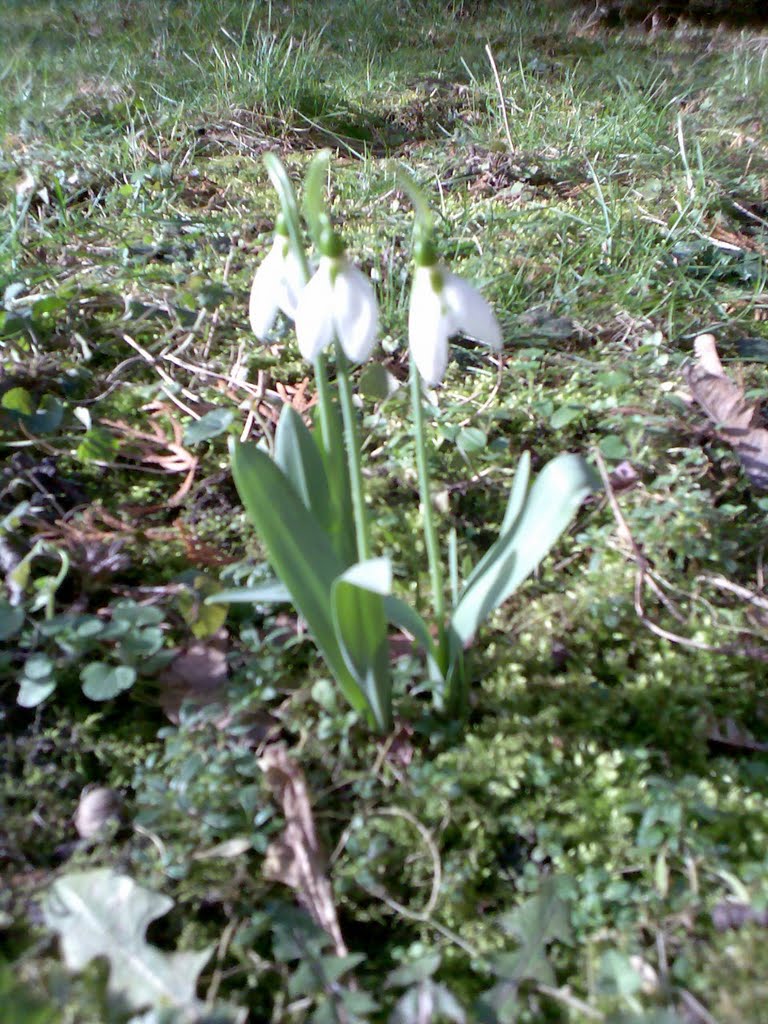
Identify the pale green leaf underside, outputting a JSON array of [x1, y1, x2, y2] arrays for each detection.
[[43, 869, 211, 1012]]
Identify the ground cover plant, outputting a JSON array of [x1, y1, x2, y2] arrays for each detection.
[[2, 1, 768, 1021]]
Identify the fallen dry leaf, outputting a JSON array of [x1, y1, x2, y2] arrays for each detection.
[[259, 744, 347, 956], [712, 902, 768, 932], [159, 631, 229, 723], [685, 333, 768, 490], [706, 716, 768, 755], [100, 401, 199, 506]]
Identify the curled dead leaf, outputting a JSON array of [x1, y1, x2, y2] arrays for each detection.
[[685, 333, 768, 490], [259, 744, 347, 956]]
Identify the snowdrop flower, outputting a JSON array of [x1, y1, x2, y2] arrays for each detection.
[[294, 232, 379, 364], [249, 217, 305, 340], [408, 237, 503, 386]]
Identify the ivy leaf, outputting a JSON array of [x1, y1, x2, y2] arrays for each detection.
[[42, 869, 212, 1012], [498, 876, 573, 950], [390, 980, 465, 1024], [479, 878, 573, 1023]]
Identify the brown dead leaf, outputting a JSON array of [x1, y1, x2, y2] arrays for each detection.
[[712, 902, 768, 932], [259, 744, 347, 956], [159, 630, 229, 723], [100, 401, 198, 506], [274, 378, 316, 416], [685, 333, 768, 491]]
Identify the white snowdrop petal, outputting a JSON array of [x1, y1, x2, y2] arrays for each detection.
[[294, 262, 335, 361], [333, 264, 379, 363], [442, 272, 503, 350], [408, 268, 450, 386], [276, 247, 305, 319], [249, 248, 281, 340]]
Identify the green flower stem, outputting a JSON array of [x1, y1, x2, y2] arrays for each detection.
[[335, 343, 371, 561], [410, 361, 447, 664], [313, 352, 336, 461]]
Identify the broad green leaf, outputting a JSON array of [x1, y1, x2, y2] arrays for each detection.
[[452, 454, 597, 645], [599, 435, 629, 461], [17, 675, 56, 708], [81, 662, 137, 700], [24, 653, 53, 681], [2, 386, 34, 415], [230, 440, 365, 714], [549, 404, 582, 429], [313, 399, 356, 566], [1, 390, 63, 434], [206, 580, 291, 604], [275, 405, 332, 530], [331, 559, 393, 731], [476, 980, 520, 1024], [119, 627, 164, 659], [385, 953, 442, 989], [0, 600, 24, 640], [499, 876, 573, 948], [287, 951, 365, 998], [26, 395, 65, 434], [457, 426, 487, 454], [184, 408, 234, 444], [358, 362, 400, 401], [478, 880, 573, 1022], [598, 950, 643, 998], [42, 869, 211, 1012], [111, 602, 164, 628]]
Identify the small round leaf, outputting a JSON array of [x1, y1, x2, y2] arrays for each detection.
[[81, 662, 137, 701]]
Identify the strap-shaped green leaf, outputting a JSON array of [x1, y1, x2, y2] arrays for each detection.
[[461, 451, 530, 594], [313, 398, 357, 566], [275, 405, 333, 530], [332, 559, 393, 732], [205, 580, 291, 604], [230, 439, 367, 714], [451, 454, 597, 646]]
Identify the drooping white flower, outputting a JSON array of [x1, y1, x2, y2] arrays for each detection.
[[294, 255, 379, 364], [249, 231, 305, 340], [408, 264, 503, 387]]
